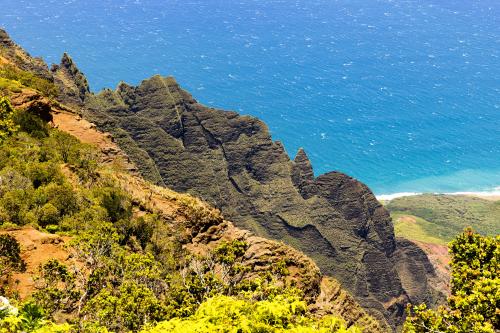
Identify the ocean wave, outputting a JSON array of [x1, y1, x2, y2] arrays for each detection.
[[376, 192, 422, 200], [376, 187, 500, 201]]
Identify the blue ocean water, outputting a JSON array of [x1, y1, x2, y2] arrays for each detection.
[[1, 0, 499, 195]]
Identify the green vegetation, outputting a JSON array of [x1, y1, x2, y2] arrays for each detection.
[[0, 234, 26, 291], [392, 213, 448, 245], [404, 228, 499, 333], [0, 98, 18, 141], [0, 65, 58, 98], [0, 78, 23, 94], [142, 295, 361, 333], [0, 96, 361, 332], [388, 194, 500, 244]]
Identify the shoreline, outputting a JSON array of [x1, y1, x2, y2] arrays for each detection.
[[376, 189, 500, 202]]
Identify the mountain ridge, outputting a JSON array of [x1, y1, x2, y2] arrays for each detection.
[[81, 71, 442, 330], [0, 56, 383, 332], [0, 28, 443, 331]]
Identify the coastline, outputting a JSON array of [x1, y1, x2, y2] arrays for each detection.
[[376, 188, 500, 202]]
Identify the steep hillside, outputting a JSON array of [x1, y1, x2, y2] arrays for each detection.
[[388, 194, 500, 298], [0, 31, 383, 333], [388, 194, 500, 244], [0, 28, 443, 331]]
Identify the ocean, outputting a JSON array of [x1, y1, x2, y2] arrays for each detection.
[[1, 0, 499, 196]]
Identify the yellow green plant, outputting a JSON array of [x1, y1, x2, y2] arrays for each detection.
[[404, 228, 499, 333], [0, 97, 18, 141], [142, 295, 361, 333]]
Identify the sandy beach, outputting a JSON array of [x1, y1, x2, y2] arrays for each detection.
[[377, 190, 500, 202]]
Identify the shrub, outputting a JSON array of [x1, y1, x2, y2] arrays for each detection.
[[13, 107, 50, 138], [0, 65, 58, 98], [0, 77, 23, 93], [404, 228, 499, 333], [32, 260, 79, 316], [0, 97, 18, 141], [84, 281, 167, 332], [92, 186, 132, 223], [0, 297, 73, 333], [142, 295, 361, 333], [45, 224, 59, 234], [0, 235, 26, 292]]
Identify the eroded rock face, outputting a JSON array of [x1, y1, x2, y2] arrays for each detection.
[[394, 238, 446, 307], [80, 75, 441, 330], [51, 53, 90, 105]]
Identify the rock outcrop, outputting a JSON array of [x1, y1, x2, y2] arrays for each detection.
[[51, 53, 90, 105], [0, 29, 52, 80]]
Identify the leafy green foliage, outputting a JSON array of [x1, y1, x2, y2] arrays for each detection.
[[18, 302, 46, 331], [32, 260, 80, 316], [85, 281, 167, 332], [0, 235, 25, 274], [0, 299, 73, 333], [142, 295, 361, 333], [0, 103, 101, 228], [13, 102, 51, 139], [0, 235, 26, 292], [0, 97, 18, 142], [0, 77, 23, 94], [404, 228, 499, 333]]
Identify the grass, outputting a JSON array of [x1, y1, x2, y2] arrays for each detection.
[[388, 194, 500, 244], [392, 212, 448, 245]]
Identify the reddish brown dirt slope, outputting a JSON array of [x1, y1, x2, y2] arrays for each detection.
[[0, 227, 71, 299]]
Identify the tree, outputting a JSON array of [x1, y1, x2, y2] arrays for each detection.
[[404, 228, 499, 333], [0, 97, 18, 141], [32, 260, 80, 316], [0, 235, 26, 290]]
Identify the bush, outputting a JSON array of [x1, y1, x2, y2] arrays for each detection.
[[404, 228, 499, 333], [0, 77, 23, 93], [13, 107, 50, 138], [92, 186, 132, 223], [32, 260, 79, 316], [0, 235, 26, 292], [0, 65, 58, 98], [84, 281, 167, 332], [45, 224, 59, 234], [0, 297, 73, 333], [142, 295, 361, 333], [0, 97, 18, 141]]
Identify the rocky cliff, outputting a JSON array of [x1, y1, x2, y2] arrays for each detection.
[[81, 75, 442, 330], [0, 76, 382, 333], [0, 28, 442, 331]]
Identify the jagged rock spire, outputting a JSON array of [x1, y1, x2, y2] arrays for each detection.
[[51, 52, 90, 105], [292, 148, 317, 199]]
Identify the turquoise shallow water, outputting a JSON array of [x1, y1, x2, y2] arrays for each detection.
[[1, 0, 499, 195]]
